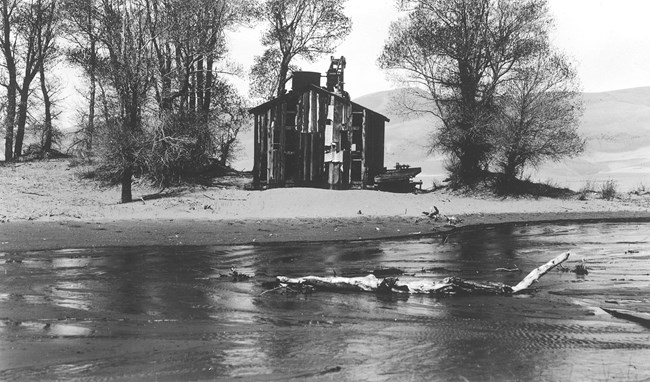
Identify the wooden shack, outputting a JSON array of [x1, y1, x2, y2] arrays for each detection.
[[249, 61, 389, 190]]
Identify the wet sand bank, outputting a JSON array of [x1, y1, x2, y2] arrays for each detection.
[[3, 211, 650, 252]]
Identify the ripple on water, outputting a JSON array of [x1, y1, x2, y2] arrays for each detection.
[[1, 222, 650, 381]]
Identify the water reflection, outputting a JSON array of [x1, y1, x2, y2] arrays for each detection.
[[0, 320, 92, 337], [51, 281, 93, 311], [1, 222, 650, 380]]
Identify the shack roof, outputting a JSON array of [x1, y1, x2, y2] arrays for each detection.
[[248, 84, 390, 123]]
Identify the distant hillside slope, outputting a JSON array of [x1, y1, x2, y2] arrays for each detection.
[[354, 90, 443, 181], [580, 87, 650, 151]]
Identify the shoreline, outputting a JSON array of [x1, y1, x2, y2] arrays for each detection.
[[3, 211, 650, 252], [2, 159, 650, 251]]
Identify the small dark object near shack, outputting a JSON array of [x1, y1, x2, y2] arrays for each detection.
[[374, 163, 422, 193], [249, 57, 389, 190]]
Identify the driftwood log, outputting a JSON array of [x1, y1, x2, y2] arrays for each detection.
[[276, 251, 571, 296]]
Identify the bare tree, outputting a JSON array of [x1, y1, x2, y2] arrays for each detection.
[[379, 0, 551, 186], [23, 74, 63, 156], [62, 0, 101, 155], [68, 0, 252, 197], [38, 54, 61, 153], [1, 0, 18, 160], [138, 0, 252, 187], [210, 79, 248, 166], [144, 0, 250, 114], [491, 50, 584, 189], [250, 0, 352, 100], [12, 0, 58, 159], [82, 0, 154, 202]]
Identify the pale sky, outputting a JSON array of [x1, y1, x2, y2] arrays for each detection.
[[227, 0, 650, 98]]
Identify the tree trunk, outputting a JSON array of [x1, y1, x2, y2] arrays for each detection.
[[2, 1, 17, 161], [118, 83, 143, 204], [87, 37, 97, 154], [14, 89, 30, 159], [160, 50, 173, 111], [501, 157, 519, 190], [189, 62, 196, 113], [276, 55, 291, 98], [3, 84, 16, 161], [219, 136, 237, 166], [196, 54, 204, 112], [504, 161, 517, 182], [39, 62, 53, 153], [174, 43, 186, 112], [152, 39, 172, 112], [202, 55, 213, 115], [459, 143, 482, 186], [98, 81, 111, 127], [11, 0, 54, 159], [455, 58, 486, 186], [121, 166, 133, 203]]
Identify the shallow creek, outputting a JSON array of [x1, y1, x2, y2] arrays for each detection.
[[1, 222, 650, 381]]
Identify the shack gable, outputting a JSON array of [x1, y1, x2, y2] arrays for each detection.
[[249, 85, 389, 123], [250, 84, 388, 190]]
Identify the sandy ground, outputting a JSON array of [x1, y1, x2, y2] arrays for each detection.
[[2, 159, 650, 251]]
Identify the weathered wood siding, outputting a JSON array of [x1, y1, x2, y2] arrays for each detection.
[[251, 87, 386, 189], [364, 111, 385, 183]]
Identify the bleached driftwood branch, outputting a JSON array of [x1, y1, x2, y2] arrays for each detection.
[[510, 251, 571, 293], [276, 275, 381, 292], [275, 251, 571, 296]]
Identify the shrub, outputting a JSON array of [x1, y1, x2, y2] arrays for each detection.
[[142, 113, 214, 188], [442, 158, 464, 190], [600, 179, 618, 200], [633, 182, 648, 195], [542, 178, 559, 189], [578, 180, 594, 200]]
